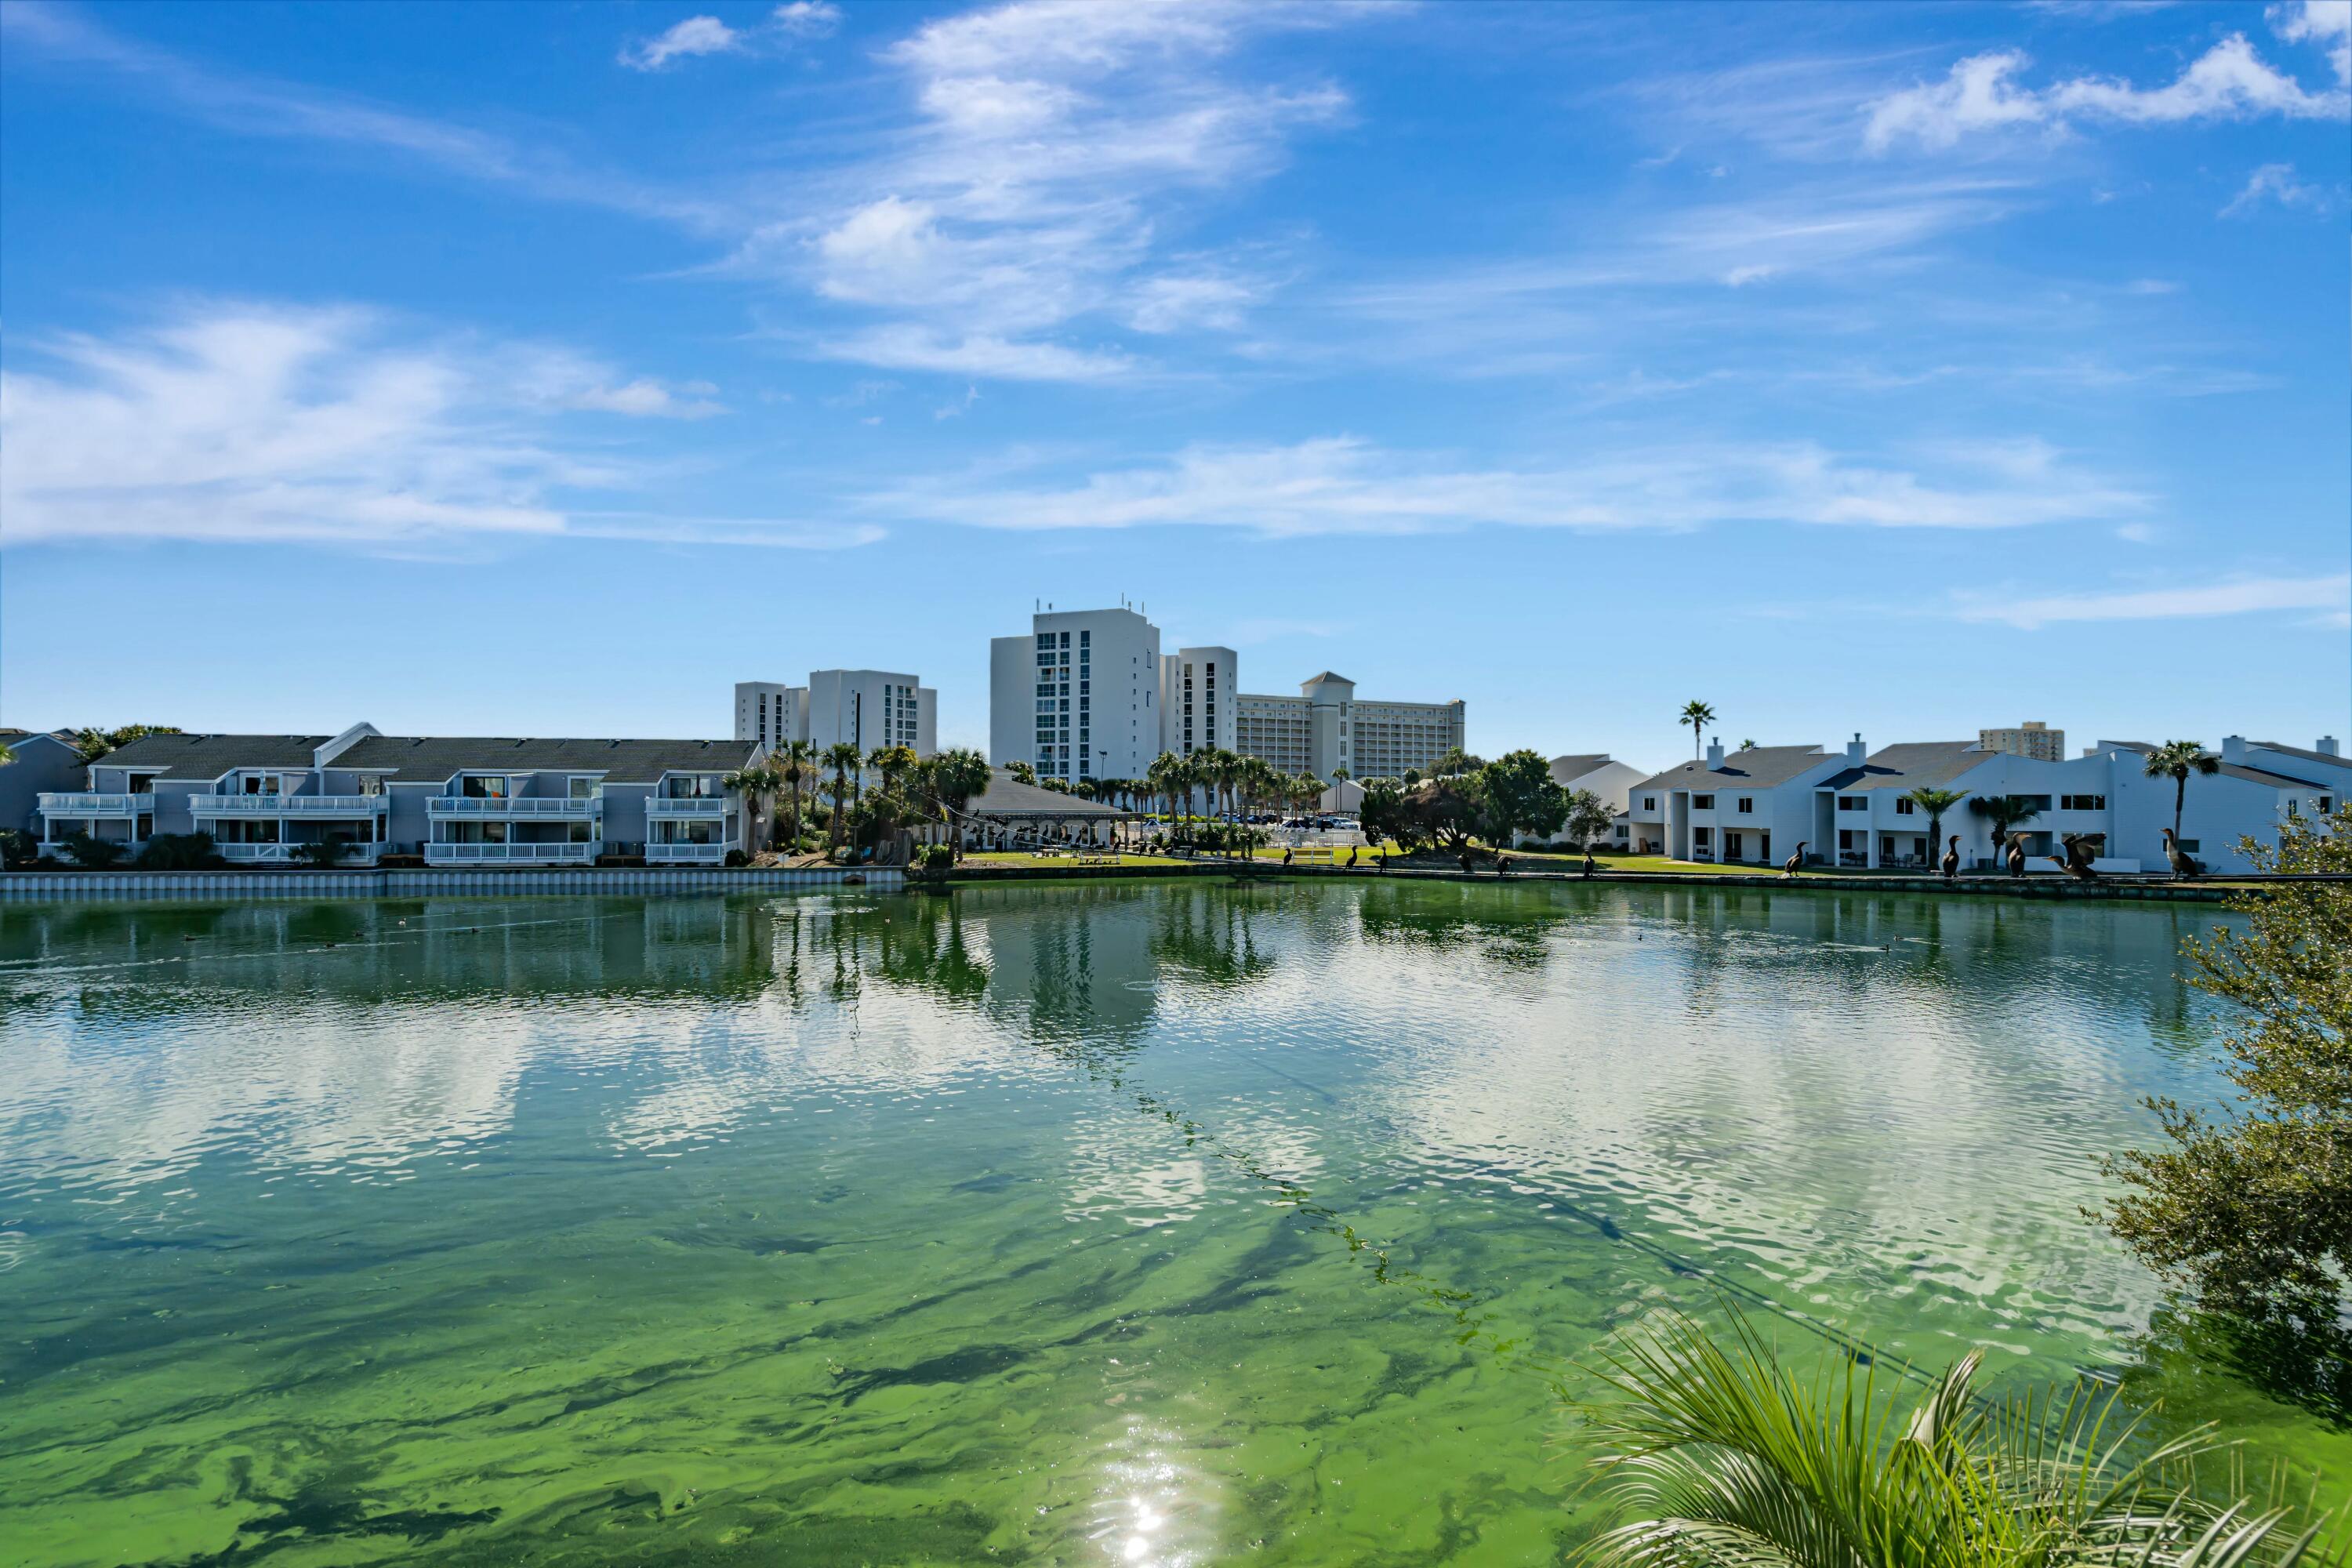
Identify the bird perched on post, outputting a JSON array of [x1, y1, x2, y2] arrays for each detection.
[[1940, 834, 1960, 882], [2161, 827, 2203, 880], [1782, 841, 1807, 879], [2005, 833, 2027, 878]]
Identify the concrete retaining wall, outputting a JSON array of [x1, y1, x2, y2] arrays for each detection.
[[0, 866, 900, 901]]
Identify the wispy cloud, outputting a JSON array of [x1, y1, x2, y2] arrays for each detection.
[[617, 3, 840, 71], [2220, 160, 2329, 215], [0, 301, 850, 552], [1955, 573, 2352, 629], [866, 434, 2145, 538], [1865, 31, 2348, 151]]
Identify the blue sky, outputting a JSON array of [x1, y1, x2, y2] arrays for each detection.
[[2, 0, 2347, 767]]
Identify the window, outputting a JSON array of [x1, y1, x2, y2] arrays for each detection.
[[1693, 827, 1711, 846], [1642, 797, 1656, 811], [2322, 797, 2336, 812], [1838, 796, 1866, 811], [2060, 794, 2106, 811], [568, 776, 597, 800], [1691, 794, 1715, 809], [2178, 839, 2200, 852], [1895, 798, 1914, 815], [1737, 797, 1753, 813]]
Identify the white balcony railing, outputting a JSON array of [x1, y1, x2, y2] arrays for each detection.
[[38, 793, 154, 816], [217, 842, 385, 865], [426, 797, 600, 818], [646, 840, 738, 863], [193, 793, 388, 815], [645, 797, 728, 817], [425, 841, 597, 865]]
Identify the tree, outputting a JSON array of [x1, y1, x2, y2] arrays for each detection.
[[1357, 778, 1407, 849], [2143, 739, 2222, 841], [1432, 746, 1482, 779], [1563, 788, 1614, 849], [1904, 786, 1968, 863], [60, 830, 125, 869], [724, 764, 775, 854], [1739, 738, 1757, 750], [774, 740, 815, 850], [822, 742, 862, 854], [1007, 760, 1037, 786], [71, 724, 182, 762], [1147, 752, 1180, 834], [1475, 749, 1569, 847], [1678, 699, 1715, 761], [869, 744, 918, 799], [1967, 793, 2042, 855], [2102, 803, 2352, 1317], [1574, 1306, 2330, 1568]]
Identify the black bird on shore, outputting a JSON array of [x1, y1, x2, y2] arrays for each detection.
[[1940, 835, 1960, 881], [2005, 834, 2027, 878], [2161, 827, 2204, 879], [1782, 841, 1807, 879]]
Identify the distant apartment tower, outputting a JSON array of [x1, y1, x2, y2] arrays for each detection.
[[1161, 645, 1238, 760], [1235, 672, 1465, 782], [735, 672, 935, 759], [989, 607, 1166, 785], [1978, 720, 2064, 762]]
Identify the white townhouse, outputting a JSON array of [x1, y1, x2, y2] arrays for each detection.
[[1540, 753, 1652, 848], [38, 725, 765, 866], [1623, 740, 1855, 865], [1621, 731, 2345, 873]]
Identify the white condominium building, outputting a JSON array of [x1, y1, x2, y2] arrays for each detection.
[[1161, 646, 1238, 760], [1236, 672, 1465, 783], [989, 607, 1166, 785], [1979, 720, 2065, 761], [734, 671, 935, 761]]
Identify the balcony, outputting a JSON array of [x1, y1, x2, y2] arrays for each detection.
[[194, 793, 388, 815], [426, 796, 600, 818], [424, 841, 598, 865], [645, 796, 728, 818], [646, 840, 739, 864], [217, 842, 385, 866], [38, 793, 154, 817]]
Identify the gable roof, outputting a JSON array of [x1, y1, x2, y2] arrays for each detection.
[[1301, 670, 1352, 686], [2219, 762, 2329, 789], [2252, 741, 2352, 774], [1630, 745, 1830, 793], [333, 735, 759, 779], [89, 732, 332, 777], [964, 769, 1126, 816], [1818, 741, 1999, 793], [1548, 754, 1611, 785]]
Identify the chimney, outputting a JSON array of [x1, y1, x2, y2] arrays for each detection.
[[2320, 736, 2340, 757], [2221, 735, 2247, 764], [1846, 732, 1866, 765], [1704, 736, 1725, 768]]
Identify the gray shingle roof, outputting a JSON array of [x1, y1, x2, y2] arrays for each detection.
[[960, 770, 1128, 817], [1630, 745, 1829, 792], [1820, 742, 1998, 793], [2252, 741, 2352, 774], [1548, 754, 1611, 785], [2219, 762, 2328, 789], [90, 733, 333, 777], [336, 735, 759, 781], [1301, 671, 1352, 686]]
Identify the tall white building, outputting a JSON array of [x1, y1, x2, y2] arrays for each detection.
[[1161, 645, 1238, 760], [1235, 672, 1465, 782], [989, 607, 1166, 784], [734, 671, 935, 762]]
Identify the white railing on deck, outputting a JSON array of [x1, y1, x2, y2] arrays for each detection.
[[38, 793, 153, 815], [194, 794, 387, 815], [217, 842, 385, 865], [645, 797, 728, 817], [645, 840, 738, 863], [425, 841, 598, 864], [426, 797, 600, 818]]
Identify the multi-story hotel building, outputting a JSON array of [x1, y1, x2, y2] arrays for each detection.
[[735, 671, 935, 764], [37, 724, 765, 866], [1235, 672, 1466, 782], [1977, 720, 2065, 761]]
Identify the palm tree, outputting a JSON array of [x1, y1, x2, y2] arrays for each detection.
[[2143, 739, 2221, 842], [1679, 699, 1716, 761], [774, 739, 814, 851], [869, 744, 918, 799], [822, 742, 862, 854], [1904, 786, 1968, 868], [1575, 1307, 2328, 1568], [1147, 752, 1180, 838], [723, 764, 776, 855], [1968, 793, 2042, 858]]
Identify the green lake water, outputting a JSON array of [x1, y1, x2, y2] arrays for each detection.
[[0, 880, 2341, 1566]]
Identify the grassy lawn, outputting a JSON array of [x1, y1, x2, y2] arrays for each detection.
[[959, 851, 1190, 868]]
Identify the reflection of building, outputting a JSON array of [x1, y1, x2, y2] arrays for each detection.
[[40, 725, 764, 866]]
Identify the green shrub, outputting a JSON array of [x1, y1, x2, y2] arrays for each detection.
[[136, 832, 221, 870], [0, 829, 36, 870], [60, 831, 127, 869], [920, 843, 956, 870], [724, 848, 749, 867]]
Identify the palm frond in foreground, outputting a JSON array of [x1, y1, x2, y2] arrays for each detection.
[[1570, 1308, 2337, 1568]]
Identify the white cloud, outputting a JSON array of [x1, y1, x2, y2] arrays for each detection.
[[0, 302, 843, 552], [2271, 0, 2352, 85], [1866, 36, 2347, 151], [866, 435, 2145, 538], [1955, 574, 2352, 629], [618, 4, 840, 71], [811, 325, 1138, 382], [2220, 161, 2327, 215]]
